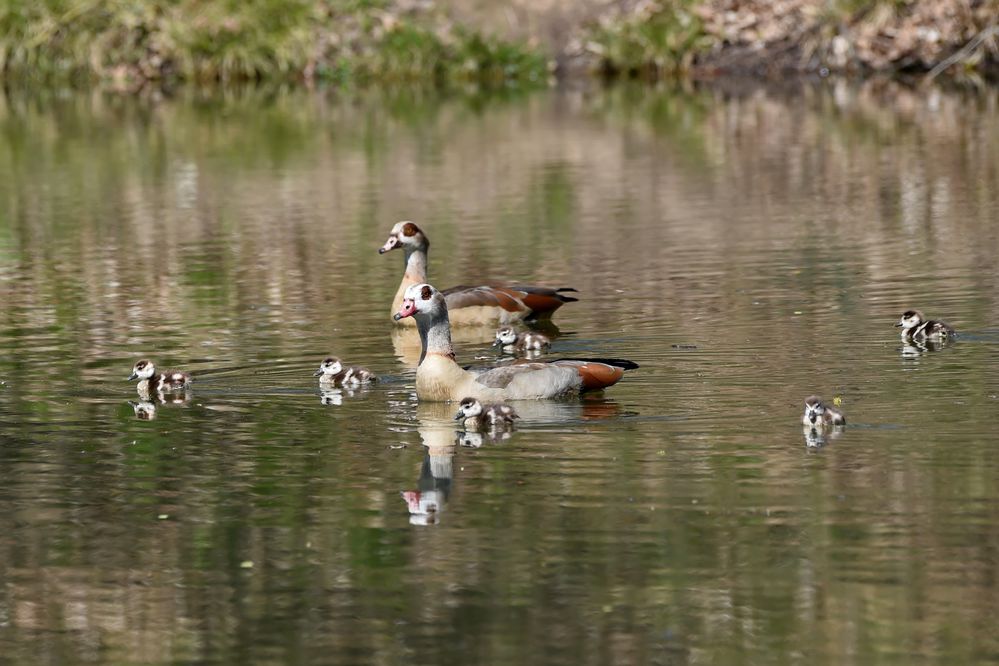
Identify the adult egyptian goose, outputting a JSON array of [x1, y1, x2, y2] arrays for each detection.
[[379, 221, 577, 326], [393, 283, 638, 402]]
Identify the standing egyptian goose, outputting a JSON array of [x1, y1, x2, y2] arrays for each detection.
[[379, 221, 577, 326], [393, 283, 638, 402]]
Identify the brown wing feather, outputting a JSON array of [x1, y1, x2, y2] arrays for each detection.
[[553, 361, 626, 390], [493, 284, 577, 316], [443, 286, 526, 313], [508, 291, 570, 316], [442, 283, 576, 317]]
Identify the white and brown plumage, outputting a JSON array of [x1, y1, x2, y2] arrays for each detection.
[[895, 310, 956, 340], [127, 359, 191, 394], [313, 357, 377, 388], [454, 397, 519, 430], [379, 221, 577, 326], [802, 395, 846, 428], [393, 283, 638, 402], [493, 327, 551, 353]]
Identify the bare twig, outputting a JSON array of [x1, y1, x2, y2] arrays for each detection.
[[923, 24, 999, 84]]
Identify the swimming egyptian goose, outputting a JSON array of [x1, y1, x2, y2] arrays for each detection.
[[802, 396, 846, 428], [393, 283, 638, 402], [895, 310, 956, 340], [379, 221, 577, 326]]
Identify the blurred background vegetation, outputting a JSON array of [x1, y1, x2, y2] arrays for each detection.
[[0, 0, 996, 88]]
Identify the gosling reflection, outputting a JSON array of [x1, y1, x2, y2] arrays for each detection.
[[129, 400, 158, 421], [803, 425, 844, 448], [320, 389, 343, 406], [318, 385, 372, 405], [127, 390, 191, 421], [456, 429, 512, 448], [901, 337, 952, 358]]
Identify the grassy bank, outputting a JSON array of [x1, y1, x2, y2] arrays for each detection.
[[583, 0, 999, 83], [0, 0, 996, 88], [0, 0, 549, 88]]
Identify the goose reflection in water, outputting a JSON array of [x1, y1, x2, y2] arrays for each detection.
[[456, 429, 512, 448], [128, 391, 192, 421], [803, 425, 844, 448], [390, 320, 563, 369], [400, 409, 456, 526], [318, 384, 373, 406], [901, 337, 952, 359], [399, 399, 624, 523], [129, 400, 158, 421]]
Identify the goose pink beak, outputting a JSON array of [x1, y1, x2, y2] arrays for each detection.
[[394, 298, 417, 321]]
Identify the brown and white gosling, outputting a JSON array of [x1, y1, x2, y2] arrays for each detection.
[[314, 357, 377, 388], [454, 397, 519, 430], [895, 310, 955, 340], [127, 359, 191, 393], [802, 395, 846, 428], [493, 326, 551, 353]]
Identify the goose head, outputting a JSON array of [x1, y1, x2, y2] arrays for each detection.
[[493, 327, 518, 347], [394, 283, 446, 322], [379, 220, 429, 254], [314, 357, 343, 377], [454, 397, 483, 421], [895, 310, 924, 330], [803, 395, 826, 425], [128, 359, 156, 381]]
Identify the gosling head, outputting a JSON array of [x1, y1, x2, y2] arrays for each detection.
[[454, 397, 484, 421], [803, 395, 826, 425], [896, 310, 925, 330], [493, 327, 518, 347], [314, 357, 343, 377], [379, 220, 428, 254], [127, 359, 155, 381]]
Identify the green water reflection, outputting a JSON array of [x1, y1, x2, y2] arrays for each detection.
[[1, 82, 998, 664]]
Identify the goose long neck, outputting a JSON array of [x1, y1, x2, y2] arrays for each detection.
[[416, 309, 455, 365], [403, 246, 429, 284], [391, 245, 430, 320]]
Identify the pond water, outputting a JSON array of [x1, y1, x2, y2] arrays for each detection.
[[0, 82, 998, 664]]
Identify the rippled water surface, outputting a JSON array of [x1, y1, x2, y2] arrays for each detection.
[[1, 83, 998, 664]]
